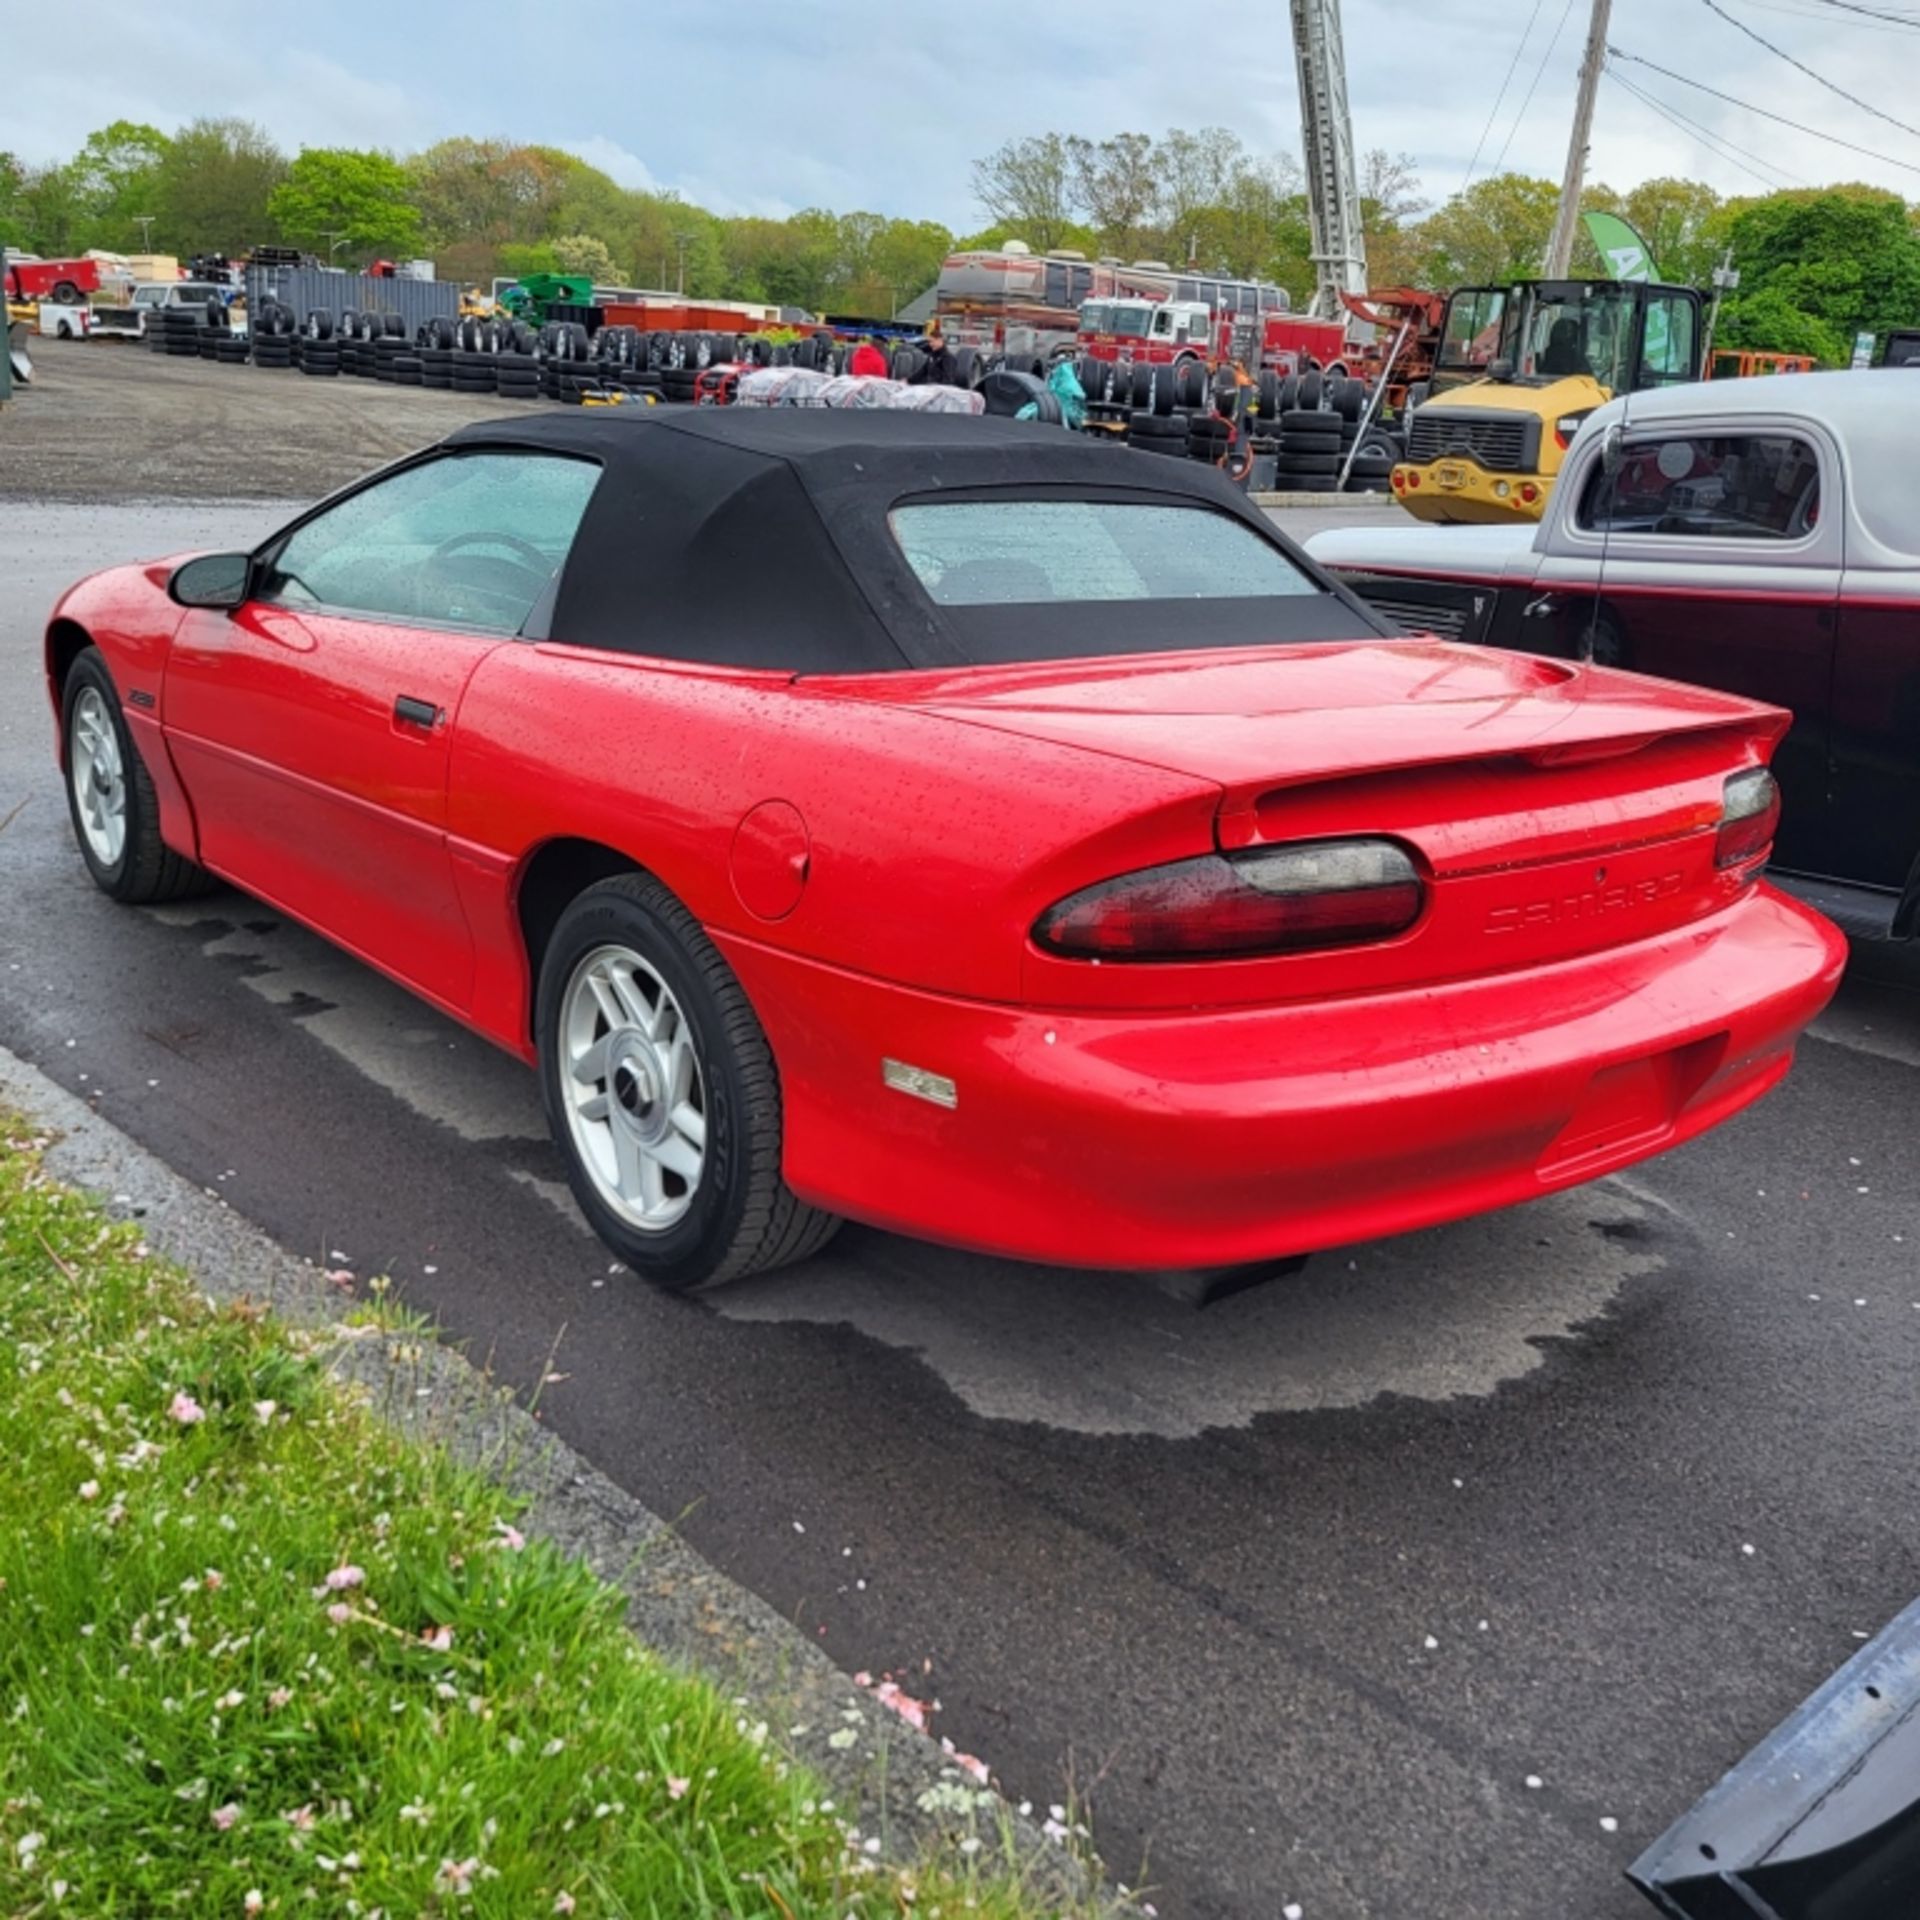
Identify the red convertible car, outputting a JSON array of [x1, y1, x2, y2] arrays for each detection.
[[47, 411, 1845, 1290]]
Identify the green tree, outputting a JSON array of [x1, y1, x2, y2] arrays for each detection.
[[1411, 172, 1561, 284], [1359, 150, 1428, 288], [1717, 186, 1920, 355], [951, 219, 1101, 256], [969, 134, 1075, 251], [1714, 284, 1847, 366], [153, 118, 286, 254], [15, 163, 88, 255], [1158, 127, 1249, 252], [551, 233, 621, 283], [66, 121, 169, 252], [267, 148, 419, 261], [1066, 131, 1159, 258], [868, 217, 953, 315]]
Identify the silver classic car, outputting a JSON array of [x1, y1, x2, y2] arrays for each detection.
[[1309, 370, 1920, 942]]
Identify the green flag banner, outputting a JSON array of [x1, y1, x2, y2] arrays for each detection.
[[1583, 211, 1659, 283]]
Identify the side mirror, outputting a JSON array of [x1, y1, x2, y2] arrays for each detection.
[[1488, 357, 1515, 383], [168, 552, 253, 610]]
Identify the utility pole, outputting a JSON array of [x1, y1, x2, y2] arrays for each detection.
[[133, 215, 156, 251], [1543, 0, 1612, 277], [673, 231, 693, 296], [1703, 247, 1739, 359]]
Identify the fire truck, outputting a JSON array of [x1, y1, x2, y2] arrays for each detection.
[[1076, 294, 1350, 374], [933, 244, 1304, 364]]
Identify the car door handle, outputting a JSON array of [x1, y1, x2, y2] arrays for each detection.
[[1523, 594, 1561, 620], [394, 696, 440, 729]]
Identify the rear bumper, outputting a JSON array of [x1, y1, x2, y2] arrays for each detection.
[[720, 885, 1845, 1271], [1393, 460, 1550, 524]]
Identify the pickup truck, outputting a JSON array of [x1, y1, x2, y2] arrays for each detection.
[[1308, 368, 1920, 941], [3, 255, 103, 305], [88, 281, 232, 340]]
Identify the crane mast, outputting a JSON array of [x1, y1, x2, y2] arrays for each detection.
[[1290, 0, 1369, 320]]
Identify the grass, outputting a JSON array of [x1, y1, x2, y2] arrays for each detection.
[[0, 1120, 1114, 1918]]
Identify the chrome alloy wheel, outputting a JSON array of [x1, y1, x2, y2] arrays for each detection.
[[559, 944, 707, 1232], [70, 686, 128, 869]]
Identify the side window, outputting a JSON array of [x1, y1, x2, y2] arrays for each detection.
[[1043, 263, 1070, 309], [1259, 284, 1281, 313], [258, 452, 601, 633], [1639, 294, 1698, 386], [1577, 433, 1822, 541], [1177, 278, 1199, 302], [1068, 265, 1093, 305]]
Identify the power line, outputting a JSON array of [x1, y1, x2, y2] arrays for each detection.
[[1490, 0, 1583, 176], [1460, 0, 1548, 195], [1698, 0, 1920, 138], [1607, 45, 1920, 175], [1740, 0, 1920, 32], [1603, 62, 1807, 187], [1798, 0, 1920, 26]]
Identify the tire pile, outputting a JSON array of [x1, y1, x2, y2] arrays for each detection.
[[1067, 355, 1397, 488], [136, 300, 1400, 490], [1261, 371, 1401, 493]]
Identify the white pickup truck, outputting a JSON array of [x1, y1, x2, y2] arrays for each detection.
[[86, 281, 233, 341]]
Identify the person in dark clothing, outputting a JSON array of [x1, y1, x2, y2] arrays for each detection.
[[918, 320, 954, 385], [849, 337, 889, 378], [1538, 316, 1589, 377]]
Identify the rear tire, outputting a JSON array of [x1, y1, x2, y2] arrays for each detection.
[[536, 875, 841, 1291], [62, 648, 214, 904]]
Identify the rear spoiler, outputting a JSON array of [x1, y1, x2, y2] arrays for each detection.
[[1628, 1592, 1920, 1916]]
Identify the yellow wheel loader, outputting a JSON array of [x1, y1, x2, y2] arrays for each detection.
[[1392, 279, 1705, 524]]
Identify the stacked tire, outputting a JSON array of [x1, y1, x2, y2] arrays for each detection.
[[1128, 409, 1189, 457], [495, 352, 541, 402], [1187, 412, 1235, 466], [297, 312, 340, 378], [1271, 370, 1341, 492], [153, 307, 206, 360], [372, 335, 407, 383], [250, 299, 296, 370], [415, 318, 455, 390], [452, 348, 497, 395]]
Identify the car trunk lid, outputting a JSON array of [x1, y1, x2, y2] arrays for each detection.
[[820, 639, 1788, 997]]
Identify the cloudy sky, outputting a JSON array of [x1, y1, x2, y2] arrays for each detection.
[[10, 0, 1920, 224]]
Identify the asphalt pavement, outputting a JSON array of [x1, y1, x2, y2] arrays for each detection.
[[4, 496, 1919, 1920]]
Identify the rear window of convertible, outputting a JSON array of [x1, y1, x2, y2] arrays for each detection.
[[890, 501, 1321, 607]]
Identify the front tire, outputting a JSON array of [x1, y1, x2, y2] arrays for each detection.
[[537, 875, 840, 1291], [62, 648, 213, 904]]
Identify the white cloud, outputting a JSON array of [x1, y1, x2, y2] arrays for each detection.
[[8, 0, 1918, 239], [561, 138, 659, 194]]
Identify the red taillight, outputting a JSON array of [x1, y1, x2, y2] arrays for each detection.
[[1520, 482, 1540, 505], [1407, 469, 1422, 488], [1715, 768, 1780, 871], [1034, 839, 1425, 961], [1392, 468, 1407, 490]]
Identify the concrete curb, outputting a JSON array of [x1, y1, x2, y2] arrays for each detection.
[[0, 1042, 1110, 1909]]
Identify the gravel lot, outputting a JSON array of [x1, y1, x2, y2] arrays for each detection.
[[2, 333, 529, 501], [0, 338, 1393, 538]]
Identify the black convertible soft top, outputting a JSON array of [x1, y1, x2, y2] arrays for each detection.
[[442, 408, 1384, 671]]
